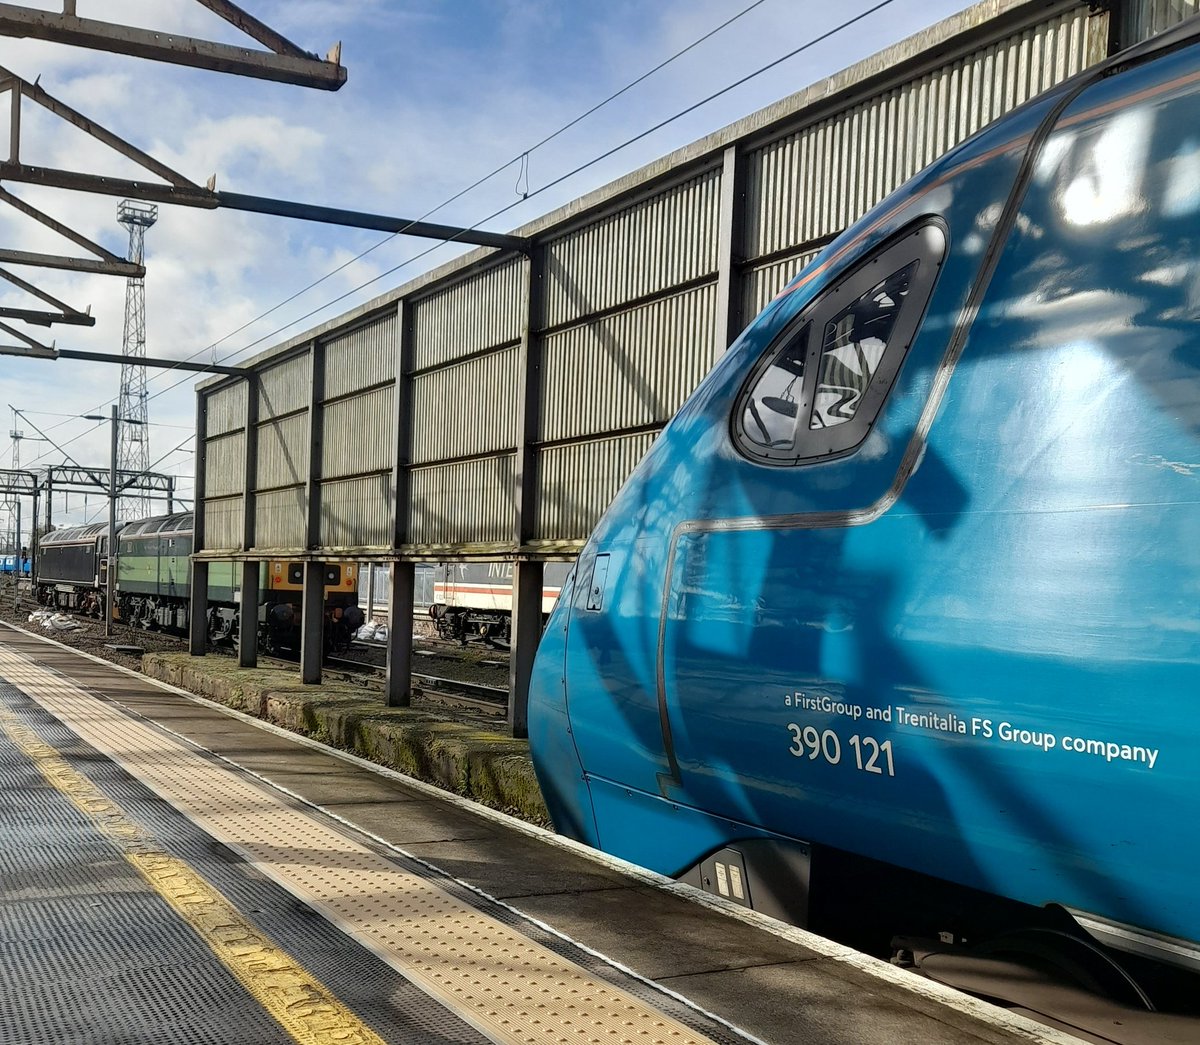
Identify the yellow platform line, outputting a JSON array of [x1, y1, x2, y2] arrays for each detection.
[[0, 646, 725, 1045], [0, 702, 389, 1045]]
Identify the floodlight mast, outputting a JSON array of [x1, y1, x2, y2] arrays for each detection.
[[116, 200, 157, 521]]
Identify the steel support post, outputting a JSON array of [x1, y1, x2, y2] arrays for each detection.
[[299, 343, 325, 685], [508, 560, 544, 738], [239, 375, 258, 668], [384, 561, 414, 708], [508, 247, 545, 738], [188, 560, 208, 655], [385, 299, 416, 707], [28, 486, 37, 589], [238, 559, 258, 668], [299, 560, 325, 685], [188, 390, 208, 657], [714, 144, 747, 354], [104, 403, 117, 637]]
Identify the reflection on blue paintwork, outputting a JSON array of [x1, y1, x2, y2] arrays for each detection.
[[528, 34, 1200, 965]]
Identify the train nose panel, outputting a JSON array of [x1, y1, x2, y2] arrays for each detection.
[[528, 578, 600, 847]]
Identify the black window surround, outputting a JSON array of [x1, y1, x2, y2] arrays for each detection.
[[732, 220, 947, 466]]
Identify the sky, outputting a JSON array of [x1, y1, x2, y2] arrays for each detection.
[[0, 0, 978, 542]]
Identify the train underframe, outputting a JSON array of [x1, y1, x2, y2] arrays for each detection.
[[38, 583, 360, 656], [428, 603, 511, 646]]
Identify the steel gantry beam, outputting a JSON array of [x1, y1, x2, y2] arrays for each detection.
[[43, 465, 174, 496], [0, 269, 94, 327], [0, 328, 248, 376], [0, 467, 35, 497], [0, 2, 346, 90], [0, 186, 144, 278], [0, 65, 530, 254]]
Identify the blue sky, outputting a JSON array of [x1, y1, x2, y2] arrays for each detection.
[[0, 0, 976, 536]]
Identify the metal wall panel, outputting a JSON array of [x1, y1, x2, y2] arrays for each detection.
[[204, 382, 246, 437], [1127, 0, 1198, 41], [540, 284, 717, 443], [203, 431, 246, 499], [536, 432, 657, 542], [407, 455, 515, 545], [322, 312, 398, 401], [543, 169, 721, 329], [410, 348, 520, 465], [411, 258, 525, 372], [256, 413, 309, 490], [254, 487, 306, 551], [203, 496, 243, 553], [741, 250, 824, 322], [744, 6, 1105, 261], [258, 352, 311, 420], [318, 474, 394, 548], [321, 385, 395, 480]]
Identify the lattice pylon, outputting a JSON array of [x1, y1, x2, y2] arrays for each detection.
[[116, 200, 157, 521]]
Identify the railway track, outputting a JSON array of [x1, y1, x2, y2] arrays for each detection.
[[0, 588, 512, 712], [274, 653, 510, 709]]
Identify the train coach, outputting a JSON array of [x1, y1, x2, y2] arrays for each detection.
[[528, 18, 1200, 1021], [37, 511, 361, 653], [0, 554, 31, 576], [428, 561, 573, 645]]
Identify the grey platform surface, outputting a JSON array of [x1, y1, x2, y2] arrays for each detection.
[[0, 624, 1064, 1045]]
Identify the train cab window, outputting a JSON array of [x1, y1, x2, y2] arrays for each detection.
[[733, 222, 945, 465], [739, 323, 811, 451], [810, 262, 918, 430]]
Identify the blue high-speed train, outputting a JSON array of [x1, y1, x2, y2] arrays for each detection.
[[529, 16, 1200, 1011]]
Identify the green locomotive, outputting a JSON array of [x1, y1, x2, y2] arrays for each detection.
[[37, 511, 361, 653]]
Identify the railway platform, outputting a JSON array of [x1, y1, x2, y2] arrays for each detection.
[[0, 620, 1078, 1045]]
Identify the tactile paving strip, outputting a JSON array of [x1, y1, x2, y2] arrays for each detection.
[[4, 685, 492, 1045], [0, 693, 295, 1045], [0, 647, 740, 1045]]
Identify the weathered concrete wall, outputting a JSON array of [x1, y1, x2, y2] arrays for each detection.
[[143, 652, 549, 824]]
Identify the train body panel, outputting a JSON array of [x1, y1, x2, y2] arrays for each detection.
[[0, 555, 31, 575], [36, 522, 113, 613], [530, 32, 1200, 966]]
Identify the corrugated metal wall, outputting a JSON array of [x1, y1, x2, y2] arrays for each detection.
[[741, 5, 1106, 288], [410, 347, 520, 463], [408, 456, 515, 545], [316, 312, 399, 550], [199, 381, 246, 553], [541, 170, 721, 328], [537, 433, 657, 541], [1127, 0, 1198, 41], [411, 258, 524, 370], [197, 0, 1189, 559], [405, 259, 526, 543]]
